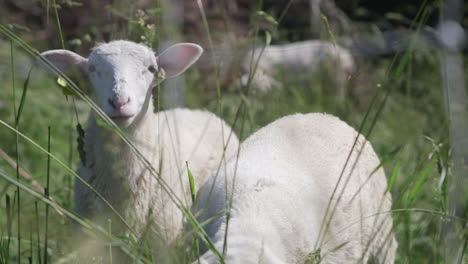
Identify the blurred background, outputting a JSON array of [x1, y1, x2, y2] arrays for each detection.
[[0, 0, 467, 263]]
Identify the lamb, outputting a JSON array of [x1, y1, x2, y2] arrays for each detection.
[[241, 40, 355, 100], [40, 40, 240, 244], [192, 113, 397, 264]]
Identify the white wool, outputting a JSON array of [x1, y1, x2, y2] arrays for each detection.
[[41, 40, 240, 243], [192, 113, 397, 264], [75, 107, 238, 242]]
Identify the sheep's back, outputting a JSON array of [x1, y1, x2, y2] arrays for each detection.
[[241, 113, 393, 261], [196, 112, 395, 263]]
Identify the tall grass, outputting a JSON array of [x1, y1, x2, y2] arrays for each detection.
[[0, 0, 466, 263]]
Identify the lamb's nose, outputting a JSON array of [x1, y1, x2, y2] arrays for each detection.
[[108, 97, 130, 110]]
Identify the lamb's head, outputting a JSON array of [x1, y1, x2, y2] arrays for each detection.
[[41, 40, 203, 127]]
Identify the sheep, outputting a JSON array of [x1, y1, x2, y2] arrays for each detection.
[[192, 113, 397, 264], [241, 40, 355, 101], [40, 40, 240, 245]]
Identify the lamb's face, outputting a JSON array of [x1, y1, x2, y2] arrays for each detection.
[[87, 41, 158, 127], [41, 40, 203, 128]]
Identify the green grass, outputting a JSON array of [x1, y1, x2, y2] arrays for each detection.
[[0, 0, 467, 263]]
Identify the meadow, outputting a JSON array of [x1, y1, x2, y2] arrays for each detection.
[[0, 0, 467, 263]]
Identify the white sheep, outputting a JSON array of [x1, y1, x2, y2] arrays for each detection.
[[40, 40, 240, 244], [192, 113, 397, 264], [241, 40, 355, 100]]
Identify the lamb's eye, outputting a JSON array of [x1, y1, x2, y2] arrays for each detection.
[[148, 65, 157, 73], [88, 65, 96, 73]]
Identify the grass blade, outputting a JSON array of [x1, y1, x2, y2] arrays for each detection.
[[43, 127, 51, 264], [108, 219, 113, 264], [34, 201, 42, 264], [10, 38, 21, 264], [51, 0, 65, 49], [29, 223, 32, 264], [407, 160, 435, 204], [386, 161, 401, 193], [5, 194, 12, 263], [186, 162, 196, 203], [15, 67, 33, 127]]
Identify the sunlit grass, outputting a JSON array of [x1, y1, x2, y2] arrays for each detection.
[[0, 0, 466, 263]]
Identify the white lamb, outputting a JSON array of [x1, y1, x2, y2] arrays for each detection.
[[40, 40, 239, 244], [192, 113, 397, 264], [241, 40, 355, 100]]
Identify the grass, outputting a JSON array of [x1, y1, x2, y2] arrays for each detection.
[[0, 0, 467, 263]]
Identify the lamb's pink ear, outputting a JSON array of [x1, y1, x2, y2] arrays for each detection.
[[157, 43, 203, 78], [40, 49, 88, 77]]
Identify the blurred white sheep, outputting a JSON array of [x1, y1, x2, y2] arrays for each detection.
[[241, 40, 355, 101]]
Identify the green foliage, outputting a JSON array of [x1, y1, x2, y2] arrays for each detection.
[[0, 0, 467, 263], [304, 248, 321, 264], [130, 9, 159, 47]]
